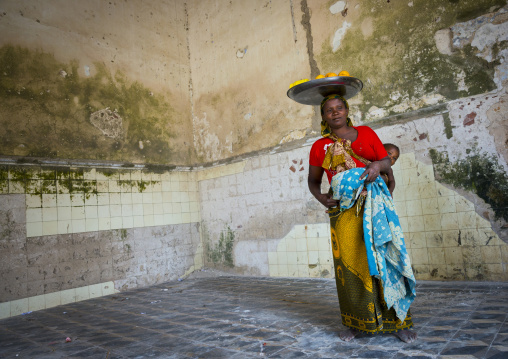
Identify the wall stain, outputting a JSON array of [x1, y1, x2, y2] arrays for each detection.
[[442, 112, 454, 139], [300, 0, 319, 78], [315, 0, 501, 122], [463, 111, 477, 126], [289, 0, 298, 43], [0, 45, 190, 165], [429, 147, 508, 222], [300, 0, 322, 132], [207, 225, 235, 268], [0, 165, 162, 197]]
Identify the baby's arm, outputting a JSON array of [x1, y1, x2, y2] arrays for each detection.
[[380, 169, 395, 195]]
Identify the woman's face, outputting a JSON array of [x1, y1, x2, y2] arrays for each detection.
[[322, 98, 349, 130]]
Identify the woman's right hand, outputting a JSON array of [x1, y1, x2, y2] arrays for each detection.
[[308, 165, 339, 208], [319, 193, 339, 208]]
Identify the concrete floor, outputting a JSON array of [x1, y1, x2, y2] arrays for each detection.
[[0, 275, 507, 359]]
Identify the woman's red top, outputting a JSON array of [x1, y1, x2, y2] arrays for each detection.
[[309, 126, 388, 184]]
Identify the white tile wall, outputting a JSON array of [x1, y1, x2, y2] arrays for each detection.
[[268, 223, 333, 278], [393, 153, 507, 280], [199, 147, 508, 281], [0, 281, 118, 319], [24, 170, 200, 237]]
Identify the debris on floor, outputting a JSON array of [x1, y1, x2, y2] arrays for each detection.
[[0, 277, 507, 358]]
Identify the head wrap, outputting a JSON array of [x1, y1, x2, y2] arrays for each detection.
[[320, 94, 353, 137]]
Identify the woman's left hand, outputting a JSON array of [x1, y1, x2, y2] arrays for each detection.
[[359, 161, 383, 183]]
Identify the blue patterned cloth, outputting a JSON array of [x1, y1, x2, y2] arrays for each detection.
[[330, 168, 416, 322]]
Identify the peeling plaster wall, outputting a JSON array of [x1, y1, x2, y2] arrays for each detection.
[[0, 0, 194, 164], [2, 0, 508, 319], [198, 146, 508, 282], [375, 91, 508, 239], [2, 0, 505, 166], [309, 0, 506, 124], [192, 1, 508, 284]]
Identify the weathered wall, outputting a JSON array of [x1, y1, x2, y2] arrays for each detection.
[[196, 1, 508, 279], [0, 0, 194, 164], [186, 0, 314, 162], [198, 145, 508, 282], [0, 165, 202, 318], [0, 0, 506, 165], [1, 0, 508, 320], [309, 0, 506, 123], [376, 92, 508, 241], [186, 0, 507, 161]]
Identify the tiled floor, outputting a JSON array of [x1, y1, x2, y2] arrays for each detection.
[[0, 276, 507, 358]]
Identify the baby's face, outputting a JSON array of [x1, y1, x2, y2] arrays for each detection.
[[387, 149, 399, 166]]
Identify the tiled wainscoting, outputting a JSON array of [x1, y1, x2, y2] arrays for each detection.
[[1, 145, 507, 319], [199, 146, 508, 281], [0, 166, 203, 319]]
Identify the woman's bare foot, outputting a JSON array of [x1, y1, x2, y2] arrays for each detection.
[[394, 329, 417, 343], [339, 328, 360, 342]]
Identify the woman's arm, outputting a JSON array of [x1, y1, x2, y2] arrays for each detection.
[[360, 156, 392, 183], [308, 165, 339, 208], [357, 127, 394, 186]]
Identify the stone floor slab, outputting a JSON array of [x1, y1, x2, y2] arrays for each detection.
[[0, 277, 507, 358]]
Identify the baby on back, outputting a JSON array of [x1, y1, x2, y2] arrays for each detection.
[[384, 143, 399, 166], [381, 143, 399, 187]]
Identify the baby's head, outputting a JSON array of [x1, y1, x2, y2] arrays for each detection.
[[383, 143, 400, 166]]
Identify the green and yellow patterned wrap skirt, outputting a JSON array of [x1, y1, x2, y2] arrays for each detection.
[[328, 205, 413, 333]]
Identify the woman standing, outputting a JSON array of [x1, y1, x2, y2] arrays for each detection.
[[306, 93, 417, 343]]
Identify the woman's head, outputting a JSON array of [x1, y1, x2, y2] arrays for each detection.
[[320, 94, 349, 115], [320, 94, 352, 137]]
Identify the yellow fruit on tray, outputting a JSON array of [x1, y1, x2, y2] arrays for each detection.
[[289, 79, 310, 89], [315, 74, 325, 79], [339, 71, 350, 76], [325, 72, 337, 77]]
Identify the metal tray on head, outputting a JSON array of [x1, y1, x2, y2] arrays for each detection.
[[287, 76, 363, 105]]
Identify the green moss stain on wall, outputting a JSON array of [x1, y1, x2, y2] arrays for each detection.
[[207, 225, 235, 268], [0, 45, 190, 164], [492, 40, 508, 59], [0, 165, 163, 196], [442, 112, 454, 139], [429, 148, 508, 221], [316, 0, 503, 121]]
